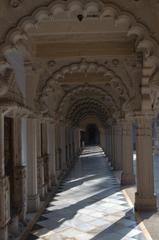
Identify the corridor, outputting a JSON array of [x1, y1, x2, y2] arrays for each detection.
[[28, 147, 146, 240]]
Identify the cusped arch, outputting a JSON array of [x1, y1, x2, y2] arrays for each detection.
[[57, 84, 119, 116], [38, 60, 130, 101], [67, 97, 111, 119], [1, 0, 159, 64], [67, 97, 110, 122]]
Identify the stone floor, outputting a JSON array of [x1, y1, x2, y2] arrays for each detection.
[[28, 146, 147, 240]]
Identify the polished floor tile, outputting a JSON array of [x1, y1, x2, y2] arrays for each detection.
[[29, 146, 147, 240]]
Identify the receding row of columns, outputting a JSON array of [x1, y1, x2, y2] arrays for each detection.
[[0, 114, 80, 240], [105, 114, 157, 211]]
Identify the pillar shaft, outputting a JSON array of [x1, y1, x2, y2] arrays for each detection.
[[121, 120, 135, 185], [0, 113, 4, 177], [47, 122, 57, 186], [36, 120, 45, 199], [115, 123, 122, 170], [0, 113, 10, 240], [111, 125, 116, 169], [27, 118, 40, 212], [135, 116, 157, 211], [60, 123, 67, 171], [112, 124, 122, 170], [13, 118, 27, 221]]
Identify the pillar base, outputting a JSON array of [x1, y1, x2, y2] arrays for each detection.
[[0, 226, 8, 240], [135, 192, 157, 211], [27, 194, 40, 212], [121, 173, 135, 185]]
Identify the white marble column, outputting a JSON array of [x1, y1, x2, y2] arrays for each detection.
[[27, 118, 40, 212], [13, 117, 27, 221], [47, 122, 57, 187], [74, 128, 80, 157], [135, 115, 157, 211], [111, 125, 116, 169], [100, 128, 106, 153], [59, 121, 67, 172], [114, 123, 122, 170], [121, 120, 135, 185], [0, 113, 10, 240], [55, 120, 62, 174], [36, 120, 45, 200], [65, 126, 69, 167], [108, 127, 112, 161], [153, 119, 159, 153], [106, 127, 112, 163], [69, 128, 73, 163], [111, 124, 122, 170]]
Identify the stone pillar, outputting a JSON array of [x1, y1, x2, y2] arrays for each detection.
[[65, 126, 69, 167], [114, 123, 122, 170], [111, 125, 116, 169], [0, 113, 10, 240], [55, 121, 62, 173], [100, 128, 106, 153], [27, 118, 40, 212], [36, 120, 45, 200], [121, 120, 135, 185], [47, 122, 57, 187], [108, 127, 112, 161], [41, 123, 49, 192], [74, 128, 80, 157], [105, 128, 108, 156], [13, 117, 27, 222], [112, 124, 122, 170], [135, 115, 157, 211], [153, 119, 159, 153], [59, 122, 67, 172], [69, 128, 73, 163], [106, 127, 112, 161]]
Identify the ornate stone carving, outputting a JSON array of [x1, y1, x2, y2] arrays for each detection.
[[2, 0, 158, 70]]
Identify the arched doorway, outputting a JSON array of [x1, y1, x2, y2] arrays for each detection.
[[85, 124, 100, 146]]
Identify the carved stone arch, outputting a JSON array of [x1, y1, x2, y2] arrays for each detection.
[[35, 60, 132, 115], [39, 60, 130, 99], [1, 0, 158, 64], [57, 84, 119, 116], [0, 0, 157, 113], [67, 97, 111, 119], [66, 97, 110, 122]]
